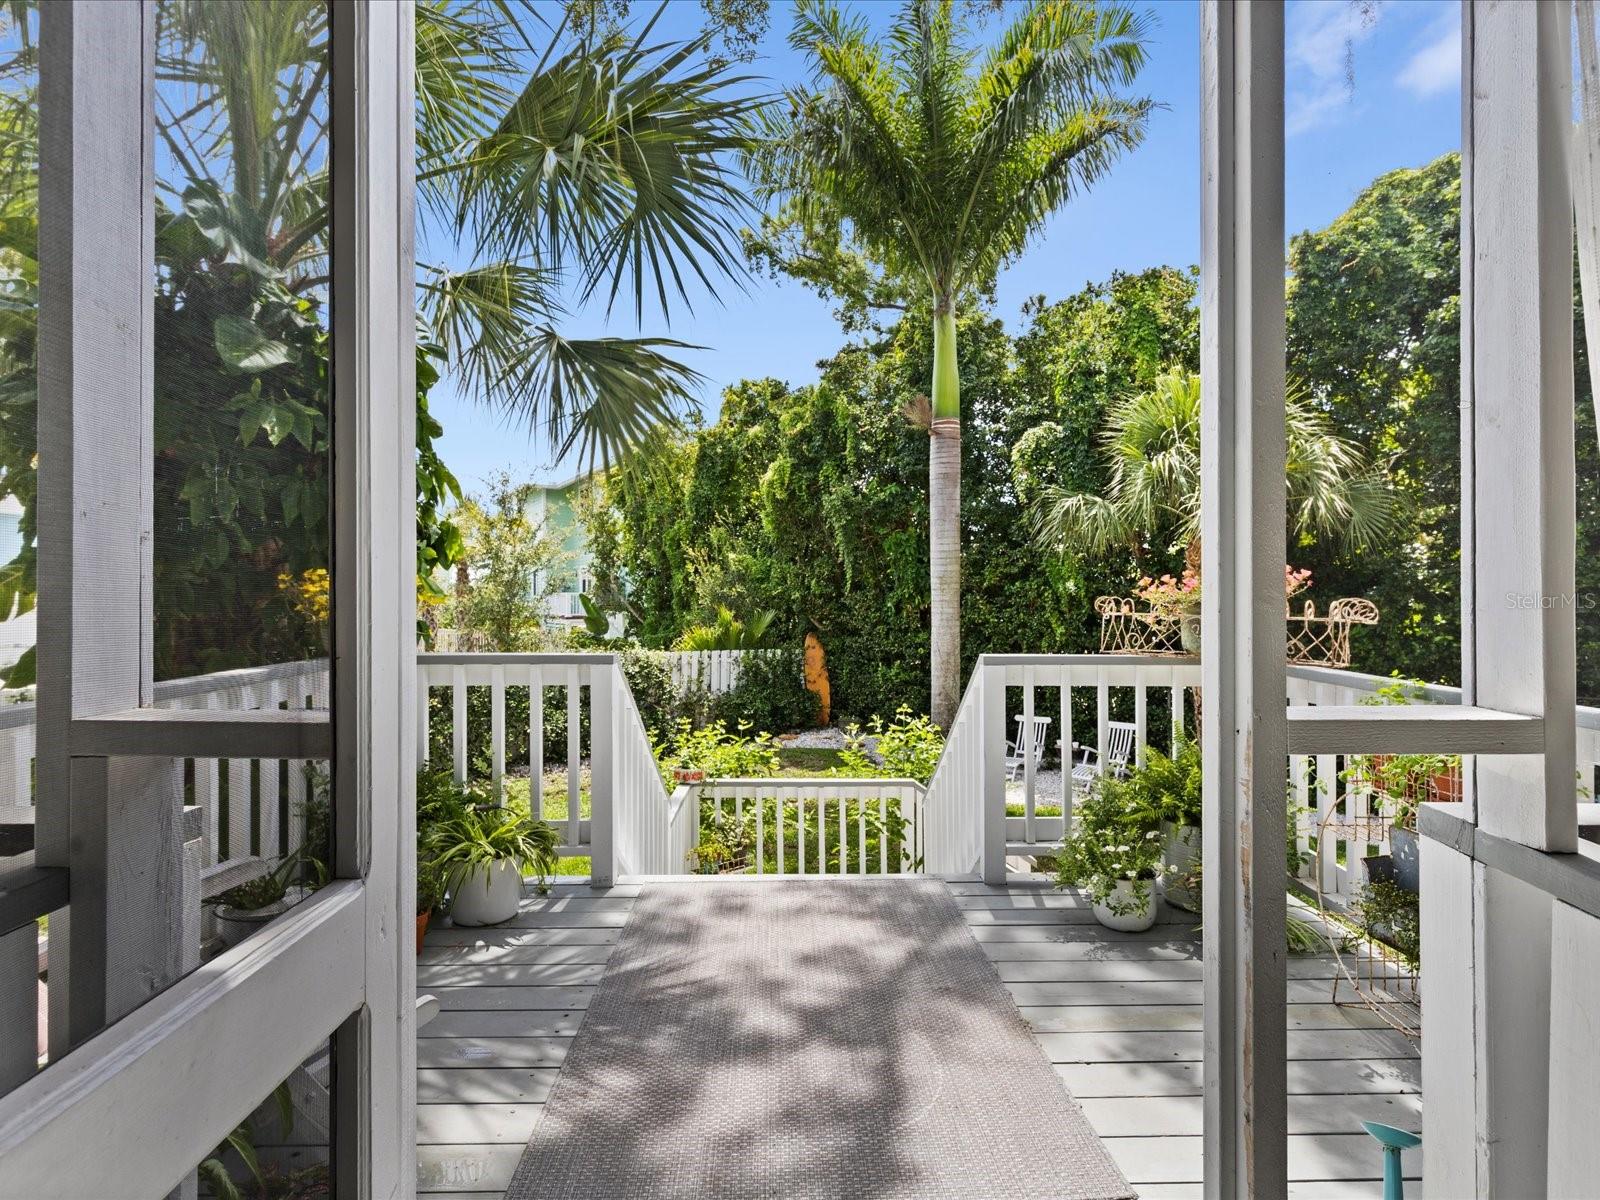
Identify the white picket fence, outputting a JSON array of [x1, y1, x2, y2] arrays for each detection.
[[651, 649, 786, 698]]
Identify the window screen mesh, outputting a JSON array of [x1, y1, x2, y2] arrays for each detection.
[[153, 0, 331, 683]]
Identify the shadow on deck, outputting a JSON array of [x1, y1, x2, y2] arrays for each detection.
[[414, 876, 1420, 1200]]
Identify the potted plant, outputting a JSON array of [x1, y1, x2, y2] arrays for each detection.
[[425, 805, 560, 926], [1125, 738, 1202, 912], [210, 851, 307, 947], [686, 808, 753, 874], [417, 856, 443, 953], [1135, 572, 1201, 653], [1055, 777, 1165, 932]]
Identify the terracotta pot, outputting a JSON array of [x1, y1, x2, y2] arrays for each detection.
[[1092, 880, 1159, 932], [416, 910, 432, 955], [447, 860, 523, 926]]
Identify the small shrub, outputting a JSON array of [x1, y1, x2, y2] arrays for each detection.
[[834, 706, 945, 785], [711, 649, 817, 732], [654, 718, 781, 785]]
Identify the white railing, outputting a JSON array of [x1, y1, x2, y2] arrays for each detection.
[[683, 777, 924, 876], [416, 652, 679, 884], [606, 659, 674, 880], [921, 666, 988, 876], [0, 657, 330, 888], [1282, 664, 1600, 901], [923, 654, 1202, 883]]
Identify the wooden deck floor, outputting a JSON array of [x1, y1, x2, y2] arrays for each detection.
[[414, 877, 1420, 1199]]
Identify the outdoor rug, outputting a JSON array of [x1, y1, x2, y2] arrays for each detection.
[[504, 878, 1134, 1200]]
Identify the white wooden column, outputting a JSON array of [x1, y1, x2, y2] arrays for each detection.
[[34, 0, 185, 1054], [1199, 3, 1288, 1196], [1424, 5, 1575, 1196], [329, 2, 416, 1195]]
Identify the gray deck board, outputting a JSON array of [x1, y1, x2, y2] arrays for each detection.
[[414, 876, 1422, 1196]]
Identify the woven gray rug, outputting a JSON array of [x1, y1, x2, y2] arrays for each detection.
[[505, 879, 1133, 1200]]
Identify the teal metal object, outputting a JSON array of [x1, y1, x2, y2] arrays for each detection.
[[1362, 1120, 1421, 1200]]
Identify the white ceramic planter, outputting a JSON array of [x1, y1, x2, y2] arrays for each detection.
[[1160, 822, 1201, 913], [1092, 880, 1159, 932], [447, 859, 524, 927], [213, 887, 307, 948]]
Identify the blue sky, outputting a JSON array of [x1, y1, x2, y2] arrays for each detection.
[[422, 0, 1463, 492]]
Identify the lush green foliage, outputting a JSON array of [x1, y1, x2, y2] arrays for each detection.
[[444, 472, 566, 652], [1031, 370, 1395, 565], [653, 718, 781, 785], [835, 707, 945, 784], [708, 648, 818, 731], [674, 606, 775, 650], [584, 267, 1201, 719]]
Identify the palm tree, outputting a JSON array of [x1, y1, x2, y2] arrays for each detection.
[[1030, 371, 1397, 573], [748, 0, 1154, 726], [416, 0, 764, 465]]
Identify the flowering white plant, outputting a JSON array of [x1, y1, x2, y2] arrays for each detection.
[[1055, 777, 1165, 914]]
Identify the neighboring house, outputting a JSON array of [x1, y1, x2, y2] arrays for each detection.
[[524, 471, 621, 633]]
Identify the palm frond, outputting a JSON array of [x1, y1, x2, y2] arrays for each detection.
[[496, 329, 704, 470], [416, 260, 559, 397], [453, 16, 763, 324], [1030, 483, 1134, 558]]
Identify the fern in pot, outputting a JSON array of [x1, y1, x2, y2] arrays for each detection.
[[426, 806, 559, 927]]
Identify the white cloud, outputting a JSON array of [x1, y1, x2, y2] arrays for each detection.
[[1285, 0, 1383, 137], [1396, 10, 1460, 99], [1287, 0, 1380, 82]]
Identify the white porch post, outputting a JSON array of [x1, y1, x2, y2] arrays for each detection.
[[1199, 3, 1287, 1196], [1423, 4, 1576, 1196], [330, 1, 416, 1193]]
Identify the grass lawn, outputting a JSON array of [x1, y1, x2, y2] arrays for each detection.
[[503, 774, 594, 877], [776, 746, 846, 775]]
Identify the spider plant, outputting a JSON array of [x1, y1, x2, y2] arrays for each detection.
[[424, 805, 560, 888]]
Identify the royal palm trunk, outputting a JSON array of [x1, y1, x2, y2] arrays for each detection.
[[930, 303, 961, 728]]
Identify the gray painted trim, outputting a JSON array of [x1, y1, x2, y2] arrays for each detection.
[[1421, 803, 1600, 921], [69, 708, 332, 759], [0, 883, 365, 1199], [0, 852, 68, 935]]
